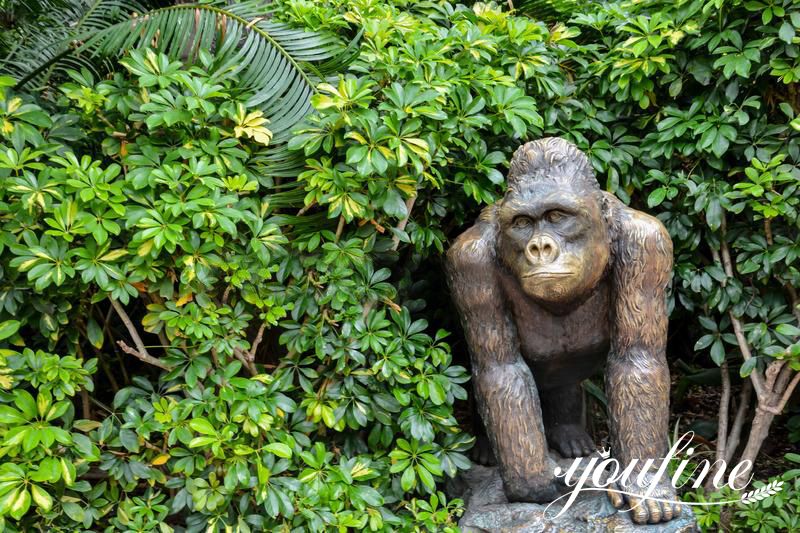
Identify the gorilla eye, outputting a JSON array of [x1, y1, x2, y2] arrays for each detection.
[[545, 210, 568, 223], [512, 216, 532, 229]]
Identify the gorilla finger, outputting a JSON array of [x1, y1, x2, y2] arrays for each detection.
[[662, 500, 673, 522], [556, 443, 570, 458], [607, 486, 624, 509], [646, 499, 661, 524], [570, 440, 583, 458], [672, 502, 682, 517], [630, 497, 648, 524]]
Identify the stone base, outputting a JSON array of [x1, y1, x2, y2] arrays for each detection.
[[448, 463, 698, 533]]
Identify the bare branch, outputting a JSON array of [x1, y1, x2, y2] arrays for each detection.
[[724, 379, 752, 464], [335, 215, 345, 241], [233, 347, 257, 376], [110, 298, 171, 371], [390, 195, 417, 251], [297, 200, 316, 216], [710, 358, 731, 488], [774, 371, 800, 414], [717, 219, 768, 400], [221, 285, 232, 305], [249, 322, 267, 361], [116, 339, 171, 371]]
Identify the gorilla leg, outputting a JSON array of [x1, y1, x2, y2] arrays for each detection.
[[541, 383, 595, 458]]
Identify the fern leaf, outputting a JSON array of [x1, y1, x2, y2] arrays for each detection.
[[515, 0, 583, 22], [4, 0, 358, 142]]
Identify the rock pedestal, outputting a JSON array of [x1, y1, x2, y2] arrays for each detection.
[[449, 463, 698, 533]]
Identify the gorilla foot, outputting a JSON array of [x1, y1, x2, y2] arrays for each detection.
[[547, 424, 595, 458]]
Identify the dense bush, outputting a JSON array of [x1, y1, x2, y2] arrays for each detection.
[[276, 0, 800, 529], [2, 0, 800, 531], [555, 0, 800, 489], [0, 47, 476, 529]]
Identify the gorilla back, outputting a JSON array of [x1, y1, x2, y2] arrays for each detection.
[[446, 138, 682, 524]]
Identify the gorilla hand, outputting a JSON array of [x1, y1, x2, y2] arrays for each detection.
[[607, 473, 682, 524], [547, 424, 595, 458]]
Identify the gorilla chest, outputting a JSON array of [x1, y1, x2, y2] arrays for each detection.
[[505, 279, 611, 384]]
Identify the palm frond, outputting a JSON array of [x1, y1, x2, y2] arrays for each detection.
[[2, 0, 146, 90], [7, 0, 357, 141], [514, 0, 583, 22]]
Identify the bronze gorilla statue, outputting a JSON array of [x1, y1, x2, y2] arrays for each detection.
[[446, 138, 681, 524]]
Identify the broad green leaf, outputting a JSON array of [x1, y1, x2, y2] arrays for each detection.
[[264, 442, 292, 459], [0, 320, 20, 341], [189, 418, 217, 436]]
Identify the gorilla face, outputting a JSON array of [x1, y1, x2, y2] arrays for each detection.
[[497, 179, 610, 313]]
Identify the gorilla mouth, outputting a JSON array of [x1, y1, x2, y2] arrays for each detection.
[[524, 271, 573, 279]]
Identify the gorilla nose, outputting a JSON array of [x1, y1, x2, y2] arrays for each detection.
[[526, 235, 559, 264]]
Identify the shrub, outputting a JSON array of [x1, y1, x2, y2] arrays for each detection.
[[278, 0, 800, 523], [3, 0, 800, 530], [0, 48, 473, 530]]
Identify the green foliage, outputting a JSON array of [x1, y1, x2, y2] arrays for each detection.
[[0, 46, 470, 530], [3, 0, 800, 529], [1, 0, 147, 88], [682, 453, 800, 532], [282, 0, 578, 231], [573, 0, 800, 383], [3, 0, 355, 145], [277, 0, 800, 378]]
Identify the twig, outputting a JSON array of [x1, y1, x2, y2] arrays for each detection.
[[81, 390, 91, 420], [249, 322, 267, 361], [710, 358, 731, 488], [773, 372, 800, 414], [110, 299, 171, 371], [221, 285, 232, 305], [717, 219, 767, 400], [334, 215, 345, 241], [724, 379, 752, 464], [233, 347, 257, 376], [117, 340, 171, 371], [390, 195, 417, 250], [297, 200, 316, 216]]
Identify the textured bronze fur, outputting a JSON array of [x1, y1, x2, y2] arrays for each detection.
[[446, 138, 680, 524]]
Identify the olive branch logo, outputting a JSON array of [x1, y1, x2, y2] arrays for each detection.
[[740, 480, 784, 504]]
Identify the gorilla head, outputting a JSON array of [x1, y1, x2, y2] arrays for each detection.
[[497, 138, 611, 313]]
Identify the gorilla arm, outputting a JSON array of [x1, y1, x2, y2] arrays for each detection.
[[446, 222, 559, 502], [605, 206, 681, 523]]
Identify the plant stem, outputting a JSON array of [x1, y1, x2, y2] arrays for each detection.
[[390, 195, 417, 250], [110, 299, 171, 371], [335, 215, 345, 241], [233, 347, 257, 376], [709, 358, 731, 489], [724, 379, 752, 464], [249, 322, 267, 361], [717, 218, 767, 400]]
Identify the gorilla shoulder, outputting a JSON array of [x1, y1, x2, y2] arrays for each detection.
[[446, 220, 497, 276], [613, 205, 673, 269]]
